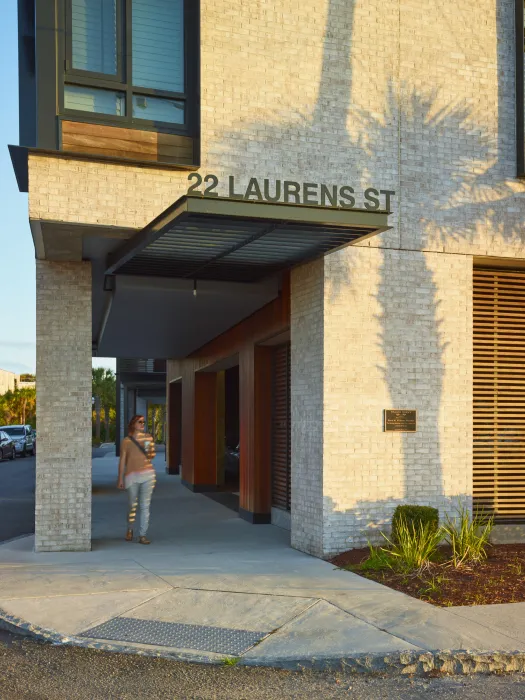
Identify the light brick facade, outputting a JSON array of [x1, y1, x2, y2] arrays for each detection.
[[27, 0, 525, 555], [35, 261, 92, 552], [28, 0, 525, 259], [291, 250, 473, 556]]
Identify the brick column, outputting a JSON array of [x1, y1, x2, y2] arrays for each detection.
[[290, 259, 325, 557], [35, 261, 92, 552]]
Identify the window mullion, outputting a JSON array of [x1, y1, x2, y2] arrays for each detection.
[[116, 0, 123, 81], [517, 0, 525, 177], [65, 0, 72, 71], [125, 0, 133, 124]]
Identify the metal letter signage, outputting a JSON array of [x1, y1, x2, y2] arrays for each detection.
[[383, 409, 417, 432], [187, 174, 395, 212]]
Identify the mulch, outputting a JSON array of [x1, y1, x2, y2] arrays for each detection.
[[330, 544, 525, 607]]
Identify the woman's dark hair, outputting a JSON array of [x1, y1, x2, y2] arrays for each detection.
[[128, 415, 145, 435]]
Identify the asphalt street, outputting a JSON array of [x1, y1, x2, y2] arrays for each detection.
[[0, 446, 113, 543], [1, 630, 525, 700], [0, 453, 35, 543]]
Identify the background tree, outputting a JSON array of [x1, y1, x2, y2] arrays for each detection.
[[147, 403, 166, 444], [0, 387, 36, 426], [92, 367, 104, 444], [92, 368, 116, 444], [101, 370, 116, 443]]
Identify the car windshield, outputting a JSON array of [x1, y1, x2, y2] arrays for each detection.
[[1, 427, 24, 437]]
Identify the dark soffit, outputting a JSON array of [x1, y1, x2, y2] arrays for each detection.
[[105, 195, 391, 284]]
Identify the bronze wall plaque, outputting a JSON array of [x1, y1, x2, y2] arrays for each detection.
[[384, 409, 417, 432]]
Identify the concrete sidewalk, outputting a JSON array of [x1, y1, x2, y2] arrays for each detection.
[[2, 453, 525, 674]]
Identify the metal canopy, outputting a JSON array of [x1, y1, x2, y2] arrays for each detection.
[[106, 195, 390, 283]]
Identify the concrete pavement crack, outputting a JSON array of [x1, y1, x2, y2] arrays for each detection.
[[238, 597, 321, 658]]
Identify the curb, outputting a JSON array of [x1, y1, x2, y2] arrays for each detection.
[[2, 606, 525, 675]]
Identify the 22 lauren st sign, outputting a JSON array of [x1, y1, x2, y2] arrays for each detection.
[[187, 174, 395, 212]]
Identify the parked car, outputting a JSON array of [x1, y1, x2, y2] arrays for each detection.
[[0, 431, 16, 461], [0, 425, 35, 457]]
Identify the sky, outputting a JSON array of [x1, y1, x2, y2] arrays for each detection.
[[0, 4, 115, 376]]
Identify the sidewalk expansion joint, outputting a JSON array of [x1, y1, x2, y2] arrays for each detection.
[[319, 598, 427, 652], [0, 588, 170, 601]]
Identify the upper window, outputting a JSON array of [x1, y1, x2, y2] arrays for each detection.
[[63, 0, 193, 131]]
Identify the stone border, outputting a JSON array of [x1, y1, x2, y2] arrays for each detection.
[[2, 605, 525, 675], [240, 651, 525, 675]]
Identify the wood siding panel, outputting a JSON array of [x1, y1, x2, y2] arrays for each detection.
[[474, 268, 525, 522], [61, 120, 195, 165], [193, 373, 218, 487], [239, 345, 272, 516]]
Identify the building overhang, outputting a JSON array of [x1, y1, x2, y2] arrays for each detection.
[[106, 195, 391, 284]]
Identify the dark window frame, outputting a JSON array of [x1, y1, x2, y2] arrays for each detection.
[[59, 0, 198, 137], [516, 0, 524, 176]]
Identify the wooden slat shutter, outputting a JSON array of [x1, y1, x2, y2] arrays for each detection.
[[272, 343, 291, 511], [474, 268, 525, 522]]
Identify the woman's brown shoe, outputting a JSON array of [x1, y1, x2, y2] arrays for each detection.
[[125, 529, 133, 542], [138, 536, 151, 545]]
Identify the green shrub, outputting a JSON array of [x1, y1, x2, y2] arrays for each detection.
[[391, 505, 439, 544], [442, 504, 493, 568], [382, 517, 443, 573]]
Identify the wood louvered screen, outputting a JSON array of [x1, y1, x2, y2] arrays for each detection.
[[474, 268, 525, 522], [271, 343, 291, 511]]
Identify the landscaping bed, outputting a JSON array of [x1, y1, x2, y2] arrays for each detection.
[[331, 543, 525, 607]]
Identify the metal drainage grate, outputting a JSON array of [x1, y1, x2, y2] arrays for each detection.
[[80, 617, 266, 655]]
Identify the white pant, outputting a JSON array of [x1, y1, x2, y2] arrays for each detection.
[[126, 471, 156, 537]]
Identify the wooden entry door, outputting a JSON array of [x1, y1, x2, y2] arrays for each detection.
[[272, 343, 291, 511]]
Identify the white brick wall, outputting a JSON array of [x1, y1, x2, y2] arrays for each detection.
[[35, 261, 92, 552], [324, 248, 472, 555], [291, 249, 472, 557]]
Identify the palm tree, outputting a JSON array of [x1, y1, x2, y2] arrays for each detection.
[[0, 387, 36, 426], [92, 368, 105, 443], [19, 387, 35, 425], [92, 368, 116, 444], [101, 370, 116, 443]]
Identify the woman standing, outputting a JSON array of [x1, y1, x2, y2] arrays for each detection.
[[117, 415, 156, 544]]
